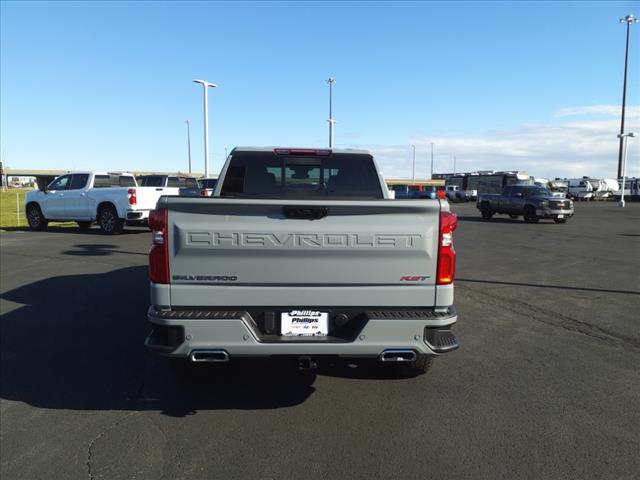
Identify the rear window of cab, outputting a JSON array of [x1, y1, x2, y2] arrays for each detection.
[[220, 151, 383, 199]]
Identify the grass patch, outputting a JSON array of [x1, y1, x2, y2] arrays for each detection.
[[0, 188, 75, 231]]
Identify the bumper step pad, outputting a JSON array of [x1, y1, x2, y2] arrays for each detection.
[[424, 328, 459, 353]]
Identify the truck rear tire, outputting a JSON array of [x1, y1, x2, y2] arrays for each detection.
[[410, 355, 433, 375], [98, 205, 124, 235], [27, 204, 48, 231], [524, 207, 539, 223], [481, 205, 494, 220]]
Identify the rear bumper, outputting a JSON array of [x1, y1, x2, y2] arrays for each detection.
[[126, 209, 150, 221], [145, 306, 458, 358]]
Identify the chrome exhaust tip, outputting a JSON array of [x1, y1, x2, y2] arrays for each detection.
[[379, 349, 417, 363], [189, 349, 230, 363]]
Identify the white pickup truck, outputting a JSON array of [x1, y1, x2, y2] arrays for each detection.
[[25, 172, 170, 234]]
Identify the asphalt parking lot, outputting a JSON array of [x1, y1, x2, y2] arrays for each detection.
[[1, 201, 639, 480]]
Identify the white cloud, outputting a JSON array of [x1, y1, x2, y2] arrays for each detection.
[[553, 105, 629, 117], [354, 105, 640, 180]]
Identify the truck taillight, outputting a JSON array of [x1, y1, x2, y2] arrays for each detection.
[[128, 188, 137, 206], [148, 208, 169, 284], [436, 211, 458, 285]]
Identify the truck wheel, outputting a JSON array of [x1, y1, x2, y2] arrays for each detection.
[[524, 207, 539, 223], [410, 355, 433, 375], [98, 206, 124, 235], [481, 205, 494, 220], [77, 221, 93, 230], [27, 204, 48, 231]]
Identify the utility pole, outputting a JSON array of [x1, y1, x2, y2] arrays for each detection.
[[617, 14, 638, 179], [185, 120, 192, 174], [430, 142, 434, 179], [326, 77, 336, 148], [193, 79, 218, 178], [412, 145, 416, 184]]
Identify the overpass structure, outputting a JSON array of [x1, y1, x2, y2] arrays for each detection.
[[4, 169, 206, 177]]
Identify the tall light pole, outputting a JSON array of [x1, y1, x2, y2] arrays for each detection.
[[430, 142, 434, 179], [411, 145, 416, 184], [326, 77, 336, 148], [618, 131, 637, 207], [453, 155, 457, 175], [185, 120, 192, 174], [193, 79, 217, 178], [617, 14, 638, 179]]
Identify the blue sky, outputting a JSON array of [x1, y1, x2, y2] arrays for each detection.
[[1, 1, 639, 179]]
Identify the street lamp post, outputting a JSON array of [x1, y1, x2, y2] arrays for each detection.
[[193, 79, 218, 178], [430, 142, 434, 179], [326, 77, 336, 148], [185, 120, 192, 174], [617, 14, 638, 179], [618, 131, 637, 208], [411, 145, 416, 185]]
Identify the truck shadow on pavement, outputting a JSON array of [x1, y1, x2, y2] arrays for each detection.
[[455, 215, 549, 224], [0, 266, 316, 416], [62, 244, 148, 257]]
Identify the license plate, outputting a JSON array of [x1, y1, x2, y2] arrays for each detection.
[[557, 214, 564, 219], [281, 311, 329, 337]]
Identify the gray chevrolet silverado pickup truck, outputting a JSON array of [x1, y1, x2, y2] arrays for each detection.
[[145, 147, 459, 374], [477, 185, 574, 223]]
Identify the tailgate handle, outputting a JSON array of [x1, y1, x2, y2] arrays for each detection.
[[283, 206, 328, 220]]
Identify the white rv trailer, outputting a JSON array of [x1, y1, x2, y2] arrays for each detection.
[[614, 177, 640, 201], [563, 178, 596, 201], [534, 177, 566, 198]]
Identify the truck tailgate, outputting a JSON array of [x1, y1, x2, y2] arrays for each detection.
[[163, 197, 441, 307]]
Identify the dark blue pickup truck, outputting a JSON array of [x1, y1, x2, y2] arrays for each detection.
[[477, 185, 574, 223]]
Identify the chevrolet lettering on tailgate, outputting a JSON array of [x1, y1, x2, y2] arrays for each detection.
[[186, 231, 424, 249]]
